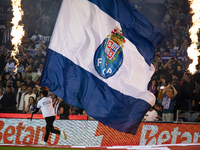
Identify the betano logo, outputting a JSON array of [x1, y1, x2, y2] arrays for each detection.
[[0, 121, 60, 145]]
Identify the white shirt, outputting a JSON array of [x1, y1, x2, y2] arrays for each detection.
[[37, 97, 55, 118], [0, 95, 3, 100], [16, 88, 21, 107], [144, 110, 158, 121], [5, 62, 15, 72], [18, 92, 27, 111], [24, 93, 36, 109]]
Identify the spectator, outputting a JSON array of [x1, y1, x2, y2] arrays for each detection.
[[23, 86, 36, 113], [157, 74, 167, 104], [162, 48, 171, 64], [164, 39, 172, 49], [162, 83, 178, 121], [36, 63, 43, 76], [0, 87, 3, 100], [154, 103, 163, 121], [5, 55, 15, 73], [57, 97, 71, 120], [0, 48, 6, 73], [17, 55, 28, 71], [23, 50, 32, 65], [172, 38, 180, 51], [164, 57, 183, 72], [26, 75, 36, 89], [149, 79, 158, 97], [23, 65, 39, 81], [15, 72, 23, 82], [30, 29, 44, 49], [17, 84, 28, 113], [25, 96, 37, 113], [15, 80, 22, 112], [52, 94, 59, 115], [0, 85, 16, 113], [41, 55, 46, 64], [176, 65, 184, 80], [171, 78, 182, 113], [0, 73, 2, 87], [181, 72, 195, 111], [71, 106, 84, 115], [143, 107, 158, 121], [163, 48, 170, 57], [28, 57, 35, 68]]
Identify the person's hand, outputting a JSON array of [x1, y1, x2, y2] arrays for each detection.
[[174, 56, 178, 61], [192, 100, 195, 107], [30, 111, 33, 121], [167, 83, 171, 88], [169, 57, 174, 62], [157, 86, 160, 91], [25, 68, 28, 73], [34, 60, 38, 65]]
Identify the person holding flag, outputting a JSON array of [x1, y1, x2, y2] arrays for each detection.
[[31, 89, 67, 145]]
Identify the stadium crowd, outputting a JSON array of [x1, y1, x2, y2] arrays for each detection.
[[0, 0, 200, 122]]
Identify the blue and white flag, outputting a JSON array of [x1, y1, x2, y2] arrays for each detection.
[[40, 0, 164, 135]]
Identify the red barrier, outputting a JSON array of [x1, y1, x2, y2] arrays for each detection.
[[95, 122, 200, 146], [0, 113, 87, 120]]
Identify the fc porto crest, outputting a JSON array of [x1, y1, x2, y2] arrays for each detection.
[[94, 28, 126, 79]]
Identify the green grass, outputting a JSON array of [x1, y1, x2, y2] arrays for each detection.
[[0, 147, 90, 150]]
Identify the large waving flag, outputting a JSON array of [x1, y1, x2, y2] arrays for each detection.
[[40, 0, 164, 135]]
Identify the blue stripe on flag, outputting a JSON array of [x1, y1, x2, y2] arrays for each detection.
[[88, 0, 165, 65], [40, 49, 152, 134]]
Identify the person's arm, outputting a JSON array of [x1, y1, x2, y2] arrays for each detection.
[[163, 58, 173, 71], [40, 41, 46, 51], [160, 59, 165, 68], [32, 107, 40, 114], [34, 75, 41, 83], [30, 107, 40, 121], [171, 85, 178, 96], [23, 101, 25, 113], [57, 107, 64, 116], [69, 108, 71, 115], [154, 111, 159, 121], [162, 84, 170, 96], [25, 104, 30, 113], [174, 56, 183, 66], [5, 53, 10, 63], [22, 69, 27, 80]]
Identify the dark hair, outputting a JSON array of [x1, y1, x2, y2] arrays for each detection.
[[16, 80, 21, 83], [6, 85, 11, 90], [51, 94, 57, 99], [41, 55, 46, 59], [172, 72, 178, 77], [41, 89, 48, 97], [22, 83, 27, 87], [185, 72, 192, 79], [27, 85, 33, 88], [160, 74, 166, 80], [154, 103, 162, 108], [16, 72, 22, 81], [29, 96, 34, 100], [0, 87, 3, 91], [172, 79, 179, 85], [164, 48, 170, 53]]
